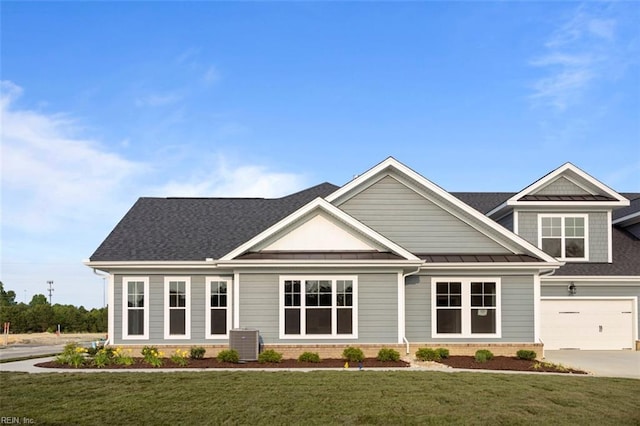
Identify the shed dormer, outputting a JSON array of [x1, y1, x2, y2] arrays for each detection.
[[488, 163, 630, 263]]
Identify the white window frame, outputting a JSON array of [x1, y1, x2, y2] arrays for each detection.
[[164, 277, 191, 340], [122, 277, 149, 340], [538, 214, 589, 261], [205, 276, 232, 339], [279, 275, 358, 339], [431, 277, 502, 338]]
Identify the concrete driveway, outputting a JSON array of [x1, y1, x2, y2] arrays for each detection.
[[543, 350, 640, 379]]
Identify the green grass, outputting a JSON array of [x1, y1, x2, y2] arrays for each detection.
[[1, 371, 639, 425]]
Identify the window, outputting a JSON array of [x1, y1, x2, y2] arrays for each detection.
[[280, 276, 357, 339], [432, 278, 500, 338], [539, 214, 588, 260], [164, 277, 191, 339], [122, 277, 149, 340], [206, 277, 232, 338]]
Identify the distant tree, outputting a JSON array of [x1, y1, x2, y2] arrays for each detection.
[[29, 294, 49, 307], [0, 282, 17, 307]]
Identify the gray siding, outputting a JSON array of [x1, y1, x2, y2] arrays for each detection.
[[517, 211, 609, 262], [340, 175, 508, 254], [541, 284, 640, 334], [534, 177, 590, 195], [238, 273, 398, 344], [405, 274, 535, 343]]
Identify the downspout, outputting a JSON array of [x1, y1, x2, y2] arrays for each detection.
[[92, 268, 111, 346], [537, 268, 560, 359], [402, 265, 423, 355]]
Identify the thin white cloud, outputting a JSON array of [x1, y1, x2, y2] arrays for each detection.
[[529, 5, 620, 111]]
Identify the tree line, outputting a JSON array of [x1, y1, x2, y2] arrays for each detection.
[[0, 282, 107, 333]]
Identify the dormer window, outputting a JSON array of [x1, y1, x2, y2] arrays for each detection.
[[539, 214, 588, 261]]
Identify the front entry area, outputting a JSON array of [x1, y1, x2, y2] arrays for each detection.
[[541, 298, 635, 350]]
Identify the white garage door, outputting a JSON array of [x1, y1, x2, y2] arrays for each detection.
[[541, 298, 634, 350]]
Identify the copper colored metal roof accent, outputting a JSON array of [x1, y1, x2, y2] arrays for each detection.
[[518, 194, 617, 202], [236, 251, 405, 260], [418, 254, 543, 263]]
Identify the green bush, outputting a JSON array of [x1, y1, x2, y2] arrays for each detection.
[[56, 342, 88, 368], [516, 350, 537, 361], [415, 348, 441, 361], [258, 349, 283, 364], [298, 352, 321, 363], [377, 348, 400, 362], [190, 346, 206, 360], [342, 347, 365, 362], [217, 349, 240, 363], [435, 348, 450, 359], [92, 348, 113, 368], [475, 349, 494, 363]]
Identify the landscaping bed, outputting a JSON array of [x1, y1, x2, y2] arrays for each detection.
[[436, 355, 587, 374], [36, 357, 409, 369]]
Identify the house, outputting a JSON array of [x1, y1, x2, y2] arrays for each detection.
[[85, 158, 639, 357]]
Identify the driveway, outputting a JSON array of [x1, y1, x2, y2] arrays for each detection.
[[0, 344, 65, 361], [543, 350, 640, 379]]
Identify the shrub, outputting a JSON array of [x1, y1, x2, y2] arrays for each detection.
[[415, 348, 441, 361], [92, 348, 112, 368], [377, 348, 400, 362], [56, 343, 87, 368], [475, 349, 494, 363], [190, 346, 206, 360], [342, 347, 365, 363], [217, 349, 240, 363], [516, 349, 537, 361], [142, 346, 164, 367], [258, 349, 283, 364], [435, 348, 450, 359], [298, 352, 321, 363], [171, 349, 190, 367], [113, 347, 133, 366]]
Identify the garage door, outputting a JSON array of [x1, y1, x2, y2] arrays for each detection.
[[541, 298, 634, 350]]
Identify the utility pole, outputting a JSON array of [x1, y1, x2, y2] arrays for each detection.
[[47, 280, 54, 304]]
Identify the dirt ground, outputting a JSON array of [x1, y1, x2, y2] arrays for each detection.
[[1, 332, 106, 346]]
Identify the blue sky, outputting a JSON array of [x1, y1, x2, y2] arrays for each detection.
[[1, 2, 639, 308]]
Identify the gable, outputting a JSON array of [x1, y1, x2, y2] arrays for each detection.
[[258, 212, 383, 252], [339, 175, 511, 254], [533, 176, 591, 196]]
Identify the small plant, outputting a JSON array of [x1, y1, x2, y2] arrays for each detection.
[[92, 348, 112, 368], [475, 349, 494, 363], [142, 346, 164, 367], [298, 352, 321, 363], [342, 347, 365, 363], [190, 346, 206, 360], [217, 349, 240, 363], [171, 349, 190, 367], [258, 349, 283, 364], [435, 348, 450, 359], [377, 348, 400, 362], [113, 347, 134, 366], [56, 343, 88, 368], [415, 348, 441, 361], [516, 349, 537, 361]]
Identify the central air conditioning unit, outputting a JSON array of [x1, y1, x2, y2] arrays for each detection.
[[229, 329, 260, 361]]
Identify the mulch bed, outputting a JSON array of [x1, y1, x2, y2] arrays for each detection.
[[436, 356, 587, 374], [35, 357, 409, 369]]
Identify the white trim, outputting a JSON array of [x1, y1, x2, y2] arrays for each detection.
[[533, 274, 541, 344], [233, 272, 240, 328], [397, 272, 405, 344], [607, 210, 613, 263], [205, 276, 233, 339], [324, 158, 559, 264], [430, 277, 502, 339], [163, 276, 191, 340], [121, 276, 149, 340], [541, 277, 640, 285], [221, 197, 419, 261], [513, 210, 519, 235], [538, 214, 589, 261], [108, 274, 114, 344], [278, 275, 358, 339]]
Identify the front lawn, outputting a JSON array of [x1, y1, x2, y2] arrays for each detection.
[[1, 371, 638, 424]]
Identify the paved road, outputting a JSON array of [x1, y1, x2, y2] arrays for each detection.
[[0, 344, 65, 361], [544, 350, 640, 379]]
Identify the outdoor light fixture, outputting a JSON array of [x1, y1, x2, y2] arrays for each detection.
[[568, 282, 577, 296]]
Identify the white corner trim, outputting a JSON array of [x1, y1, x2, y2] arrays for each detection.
[[163, 276, 191, 340], [513, 210, 519, 235], [607, 210, 613, 263], [397, 272, 405, 344], [533, 274, 541, 344], [121, 276, 149, 340], [108, 274, 115, 344], [233, 272, 240, 328]]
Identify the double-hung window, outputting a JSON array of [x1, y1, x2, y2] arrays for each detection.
[[206, 277, 232, 338], [164, 277, 191, 339], [539, 214, 588, 260], [432, 278, 500, 338], [122, 277, 149, 340], [280, 276, 357, 339]]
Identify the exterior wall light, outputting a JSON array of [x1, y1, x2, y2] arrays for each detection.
[[568, 282, 577, 296]]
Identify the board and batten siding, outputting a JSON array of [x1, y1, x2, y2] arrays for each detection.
[[113, 274, 220, 345], [517, 211, 609, 262], [339, 175, 509, 254], [541, 284, 640, 335], [238, 273, 398, 344], [405, 274, 535, 343]]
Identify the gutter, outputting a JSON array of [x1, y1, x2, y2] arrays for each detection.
[[92, 268, 111, 346]]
